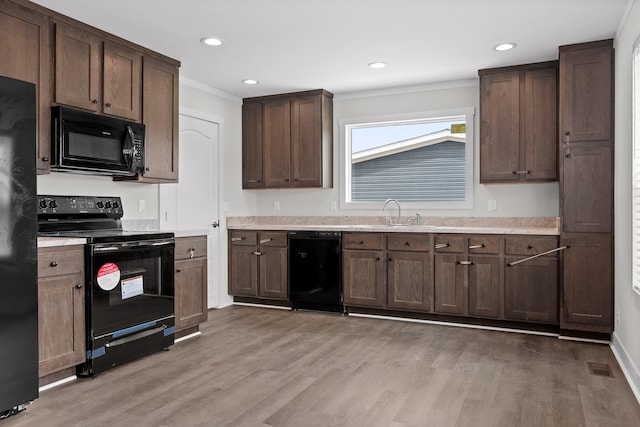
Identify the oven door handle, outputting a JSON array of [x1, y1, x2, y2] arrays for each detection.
[[105, 324, 168, 348], [93, 239, 174, 253]]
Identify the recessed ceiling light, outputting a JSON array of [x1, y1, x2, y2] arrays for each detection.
[[242, 79, 259, 85], [494, 42, 517, 51], [368, 62, 387, 69], [201, 37, 224, 46]]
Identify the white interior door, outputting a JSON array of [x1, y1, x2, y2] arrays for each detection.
[[159, 111, 226, 308]]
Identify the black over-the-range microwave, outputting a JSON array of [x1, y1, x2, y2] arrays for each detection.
[[51, 106, 145, 176]]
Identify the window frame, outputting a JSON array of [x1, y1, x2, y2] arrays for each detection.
[[632, 35, 640, 296], [339, 107, 475, 210]]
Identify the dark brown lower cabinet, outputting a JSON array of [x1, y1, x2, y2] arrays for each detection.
[[468, 256, 501, 318], [229, 244, 259, 297], [175, 236, 208, 333], [343, 249, 386, 308], [561, 234, 612, 333], [37, 245, 85, 378], [434, 254, 467, 315], [258, 246, 288, 299], [505, 256, 558, 323], [387, 251, 432, 311]]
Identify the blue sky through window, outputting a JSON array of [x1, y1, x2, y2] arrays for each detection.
[[351, 120, 465, 153]]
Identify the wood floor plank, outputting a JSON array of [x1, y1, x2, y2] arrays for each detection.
[[2, 305, 639, 426]]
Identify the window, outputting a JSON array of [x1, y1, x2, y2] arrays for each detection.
[[339, 108, 474, 209], [633, 37, 640, 296]]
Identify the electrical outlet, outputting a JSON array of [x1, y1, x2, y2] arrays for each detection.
[[616, 307, 621, 324], [273, 201, 280, 212], [488, 199, 497, 212], [138, 199, 146, 213], [330, 201, 337, 211]]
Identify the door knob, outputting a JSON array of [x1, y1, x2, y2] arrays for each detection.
[[212, 221, 220, 228]]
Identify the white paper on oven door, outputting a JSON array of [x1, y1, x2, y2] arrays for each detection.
[[121, 275, 144, 299]]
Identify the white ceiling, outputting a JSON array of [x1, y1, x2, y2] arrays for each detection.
[[31, 0, 629, 99]]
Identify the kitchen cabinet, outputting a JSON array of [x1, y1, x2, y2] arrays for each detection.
[[228, 231, 288, 300], [54, 22, 142, 122], [0, 1, 52, 173], [558, 39, 614, 335], [479, 61, 558, 183], [37, 245, 85, 378], [504, 236, 559, 324], [242, 89, 333, 189], [343, 233, 386, 308], [561, 234, 612, 332], [434, 235, 502, 318], [386, 234, 432, 312], [175, 236, 208, 334]]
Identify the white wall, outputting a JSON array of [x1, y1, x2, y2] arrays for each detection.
[[254, 82, 559, 218], [613, 0, 640, 400]]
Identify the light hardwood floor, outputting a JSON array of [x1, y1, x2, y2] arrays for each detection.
[[4, 305, 640, 426]]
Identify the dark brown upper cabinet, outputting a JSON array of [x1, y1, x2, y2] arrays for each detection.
[[55, 22, 142, 122], [242, 89, 333, 189], [0, 1, 52, 174], [479, 61, 558, 183]]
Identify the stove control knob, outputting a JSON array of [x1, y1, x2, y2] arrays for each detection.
[[48, 200, 57, 209], [96, 201, 104, 209], [112, 201, 119, 209], [105, 201, 112, 208], [39, 199, 47, 209]]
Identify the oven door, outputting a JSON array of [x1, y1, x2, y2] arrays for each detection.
[[82, 238, 175, 375]]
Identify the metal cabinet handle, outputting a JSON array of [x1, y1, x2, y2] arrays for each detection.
[[253, 251, 262, 256], [105, 102, 112, 108], [468, 244, 486, 249], [50, 261, 58, 267], [42, 156, 49, 162], [231, 237, 245, 242], [388, 257, 393, 262], [564, 131, 571, 158], [259, 238, 273, 244], [75, 283, 83, 289], [176, 268, 182, 273], [435, 243, 450, 249], [507, 245, 569, 266], [405, 241, 411, 246], [512, 170, 531, 175], [457, 260, 474, 265], [91, 99, 99, 104]]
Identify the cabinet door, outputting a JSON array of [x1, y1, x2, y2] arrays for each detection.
[[468, 255, 501, 318], [55, 23, 101, 112], [259, 247, 288, 300], [142, 56, 179, 181], [561, 234, 612, 332], [524, 67, 557, 181], [387, 251, 432, 312], [562, 143, 612, 232], [38, 272, 85, 377], [291, 95, 322, 187], [262, 99, 291, 187], [505, 256, 558, 323], [343, 250, 385, 308], [479, 71, 520, 182], [242, 102, 264, 188], [434, 254, 467, 315], [0, 3, 52, 173], [229, 245, 259, 297], [103, 41, 142, 121], [559, 42, 612, 143], [175, 258, 208, 331]]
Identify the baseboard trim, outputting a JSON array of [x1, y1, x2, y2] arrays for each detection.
[[175, 331, 202, 343], [233, 302, 292, 311], [611, 331, 640, 405], [39, 375, 76, 393]]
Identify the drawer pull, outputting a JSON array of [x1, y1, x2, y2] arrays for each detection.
[[468, 244, 485, 249], [231, 237, 246, 242], [360, 241, 365, 244], [176, 268, 182, 273], [512, 170, 531, 175], [435, 243, 450, 249], [253, 251, 262, 256], [527, 245, 533, 249], [75, 283, 83, 289], [508, 246, 569, 266], [50, 261, 58, 267], [405, 242, 411, 246], [259, 238, 273, 244], [457, 260, 474, 265], [388, 257, 393, 262]]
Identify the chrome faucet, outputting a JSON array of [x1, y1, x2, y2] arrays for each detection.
[[383, 199, 401, 225]]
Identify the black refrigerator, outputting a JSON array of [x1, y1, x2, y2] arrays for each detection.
[[0, 76, 39, 417]]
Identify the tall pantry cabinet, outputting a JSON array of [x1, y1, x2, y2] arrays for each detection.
[[559, 40, 614, 334]]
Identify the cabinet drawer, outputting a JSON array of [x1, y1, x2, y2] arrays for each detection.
[[343, 233, 384, 250], [229, 230, 257, 245], [387, 234, 430, 252], [175, 236, 207, 260], [434, 235, 465, 253], [505, 236, 559, 256], [468, 236, 502, 254], [38, 246, 84, 278], [258, 231, 287, 247]]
